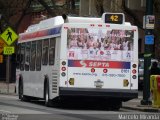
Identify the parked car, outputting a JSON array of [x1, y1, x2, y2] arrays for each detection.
[[138, 58, 159, 90]]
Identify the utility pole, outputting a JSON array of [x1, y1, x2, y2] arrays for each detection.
[[6, 55, 10, 93], [141, 0, 154, 105]]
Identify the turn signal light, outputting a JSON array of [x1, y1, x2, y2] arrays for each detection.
[[132, 64, 137, 68]]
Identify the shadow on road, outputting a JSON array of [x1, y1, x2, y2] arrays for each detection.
[[29, 98, 121, 111]]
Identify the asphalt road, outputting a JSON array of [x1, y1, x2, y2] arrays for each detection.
[[0, 94, 158, 120]]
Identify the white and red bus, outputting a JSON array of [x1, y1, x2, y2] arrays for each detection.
[[16, 13, 138, 109]]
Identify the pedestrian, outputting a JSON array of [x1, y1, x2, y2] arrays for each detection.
[[150, 61, 160, 75]]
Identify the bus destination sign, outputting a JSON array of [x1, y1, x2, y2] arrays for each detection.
[[104, 13, 124, 24]]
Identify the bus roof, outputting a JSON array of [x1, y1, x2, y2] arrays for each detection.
[[24, 15, 131, 33], [25, 16, 64, 33], [19, 14, 134, 42], [25, 16, 103, 33]]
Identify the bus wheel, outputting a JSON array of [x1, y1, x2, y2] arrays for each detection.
[[19, 82, 23, 100], [19, 81, 29, 101], [19, 82, 27, 101], [44, 83, 52, 107]]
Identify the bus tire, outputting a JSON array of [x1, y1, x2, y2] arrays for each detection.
[[44, 81, 52, 107], [18, 80, 23, 100], [19, 79, 29, 101], [19, 80, 26, 101]]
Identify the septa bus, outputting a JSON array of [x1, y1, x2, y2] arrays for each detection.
[[16, 13, 138, 109]]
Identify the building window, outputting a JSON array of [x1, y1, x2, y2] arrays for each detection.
[[36, 40, 42, 71], [30, 41, 36, 71], [49, 38, 56, 65], [42, 39, 49, 65]]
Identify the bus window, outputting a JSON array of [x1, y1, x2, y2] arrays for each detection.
[[16, 44, 21, 69], [49, 38, 56, 65], [25, 42, 31, 71], [36, 40, 42, 71], [42, 39, 49, 65], [30, 41, 36, 71], [20, 43, 25, 71]]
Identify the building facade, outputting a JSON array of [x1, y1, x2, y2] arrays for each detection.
[[79, 0, 146, 55]]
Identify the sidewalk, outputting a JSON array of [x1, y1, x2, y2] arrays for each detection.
[[0, 82, 160, 112], [0, 82, 16, 94], [122, 96, 160, 112]]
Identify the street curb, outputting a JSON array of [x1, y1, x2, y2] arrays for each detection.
[[0, 82, 16, 95], [0, 93, 17, 96], [122, 105, 159, 112]]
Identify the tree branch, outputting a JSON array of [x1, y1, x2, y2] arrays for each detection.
[[37, 0, 56, 16], [15, 0, 33, 31], [122, 0, 143, 29]]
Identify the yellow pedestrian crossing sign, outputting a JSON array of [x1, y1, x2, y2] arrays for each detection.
[[1, 27, 18, 46], [3, 47, 15, 55]]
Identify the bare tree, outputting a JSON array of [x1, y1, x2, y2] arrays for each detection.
[[95, 0, 104, 16], [15, 0, 33, 31], [95, 0, 143, 28], [37, 0, 56, 16]]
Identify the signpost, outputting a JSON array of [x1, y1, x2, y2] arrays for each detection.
[[0, 27, 18, 93], [141, 0, 153, 105]]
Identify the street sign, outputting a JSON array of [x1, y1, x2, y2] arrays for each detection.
[[143, 15, 155, 29], [1, 27, 18, 46], [145, 35, 154, 45], [0, 39, 7, 53], [3, 47, 15, 55], [0, 55, 3, 63]]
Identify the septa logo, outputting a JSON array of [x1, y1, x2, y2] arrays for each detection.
[[80, 60, 87, 67]]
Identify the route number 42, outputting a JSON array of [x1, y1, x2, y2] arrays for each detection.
[[110, 15, 119, 21]]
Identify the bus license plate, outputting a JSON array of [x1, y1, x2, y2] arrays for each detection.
[[94, 80, 104, 88]]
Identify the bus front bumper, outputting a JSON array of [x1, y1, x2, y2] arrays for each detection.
[[59, 87, 138, 101]]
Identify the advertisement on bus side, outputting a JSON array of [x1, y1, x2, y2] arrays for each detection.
[[67, 28, 134, 61]]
